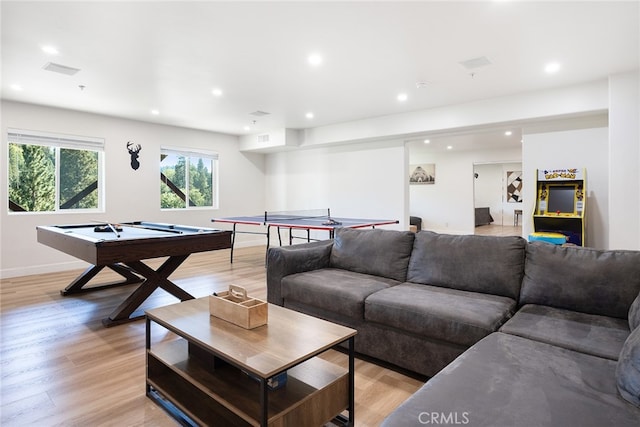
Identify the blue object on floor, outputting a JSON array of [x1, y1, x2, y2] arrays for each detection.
[[529, 232, 567, 245]]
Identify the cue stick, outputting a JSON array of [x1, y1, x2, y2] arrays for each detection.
[[115, 222, 184, 234], [106, 222, 120, 238], [90, 220, 184, 234], [91, 220, 121, 237]]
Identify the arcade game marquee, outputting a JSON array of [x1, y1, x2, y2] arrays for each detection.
[[531, 168, 586, 246]]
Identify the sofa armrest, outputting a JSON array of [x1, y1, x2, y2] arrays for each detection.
[[266, 240, 333, 305]]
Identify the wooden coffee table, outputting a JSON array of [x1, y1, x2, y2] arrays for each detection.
[[145, 298, 356, 426]]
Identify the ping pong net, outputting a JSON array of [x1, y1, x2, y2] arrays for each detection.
[[263, 208, 331, 223]]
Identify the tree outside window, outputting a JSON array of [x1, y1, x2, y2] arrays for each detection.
[[9, 143, 55, 211], [160, 149, 217, 209], [8, 130, 103, 213]]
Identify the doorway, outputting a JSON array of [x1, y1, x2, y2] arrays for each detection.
[[473, 162, 523, 237]]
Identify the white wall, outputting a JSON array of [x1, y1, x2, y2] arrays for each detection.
[[0, 101, 265, 278], [522, 127, 609, 249], [409, 146, 522, 234], [264, 140, 406, 242], [608, 71, 640, 249]]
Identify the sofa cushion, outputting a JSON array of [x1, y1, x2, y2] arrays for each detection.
[[500, 304, 630, 360], [520, 242, 640, 319], [616, 326, 640, 408], [365, 283, 516, 347], [281, 268, 399, 319], [330, 228, 414, 282], [629, 292, 640, 331], [407, 231, 526, 300], [382, 333, 640, 427]]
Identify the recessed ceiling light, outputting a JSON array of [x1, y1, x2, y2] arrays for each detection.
[[305, 112, 314, 119], [10, 84, 23, 91], [212, 88, 223, 97], [308, 53, 323, 66], [397, 93, 408, 102], [545, 62, 561, 74], [151, 109, 160, 115], [505, 131, 513, 136], [243, 126, 251, 131], [446, 145, 453, 150], [41, 45, 59, 55], [423, 139, 430, 144]]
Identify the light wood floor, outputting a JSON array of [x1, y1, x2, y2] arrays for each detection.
[[0, 245, 423, 426], [474, 224, 523, 237]]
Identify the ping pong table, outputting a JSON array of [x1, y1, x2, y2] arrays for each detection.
[[212, 209, 398, 262]]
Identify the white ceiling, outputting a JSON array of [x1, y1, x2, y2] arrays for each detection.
[[2, 1, 638, 148]]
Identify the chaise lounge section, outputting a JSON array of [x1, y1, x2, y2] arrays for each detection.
[[381, 331, 640, 426]]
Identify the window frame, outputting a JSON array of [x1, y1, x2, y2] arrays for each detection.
[[7, 128, 105, 214], [160, 146, 219, 210]]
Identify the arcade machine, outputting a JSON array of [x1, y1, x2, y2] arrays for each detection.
[[530, 168, 586, 246]]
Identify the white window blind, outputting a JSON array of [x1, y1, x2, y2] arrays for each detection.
[[8, 128, 104, 150], [161, 147, 218, 160]]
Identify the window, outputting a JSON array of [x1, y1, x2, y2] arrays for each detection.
[[8, 129, 104, 213], [160, 148, 218, 209]]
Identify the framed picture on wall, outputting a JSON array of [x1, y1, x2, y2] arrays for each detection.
[[507, 170, 523, 202], [409, 163, 435, 185]]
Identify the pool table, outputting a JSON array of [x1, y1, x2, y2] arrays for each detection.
[[36, 221, 232, 327]]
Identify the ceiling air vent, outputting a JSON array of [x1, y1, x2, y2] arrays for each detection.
[[250, 110, 270, 117], [257, 134, 270, 143], [42, 62, 81, 76], [458, 56, 492, 70]]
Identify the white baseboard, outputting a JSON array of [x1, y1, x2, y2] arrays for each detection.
[[0, 260, 88, 280]]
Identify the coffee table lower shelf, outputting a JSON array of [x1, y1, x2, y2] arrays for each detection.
[[147, 339, 349, 426]]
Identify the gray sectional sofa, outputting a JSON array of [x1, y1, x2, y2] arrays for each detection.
[[266, 228, 640, 426]]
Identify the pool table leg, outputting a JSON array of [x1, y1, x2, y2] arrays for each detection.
[[102, 255, 194, 327], [60, 263, 143, 296]]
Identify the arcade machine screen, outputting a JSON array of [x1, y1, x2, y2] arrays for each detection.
[[546, 185, 575, 215]]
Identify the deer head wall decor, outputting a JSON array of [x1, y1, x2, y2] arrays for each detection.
[[127, 141, 142, 170]]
